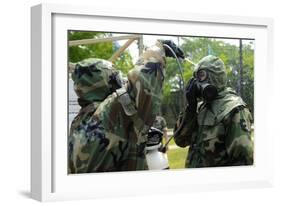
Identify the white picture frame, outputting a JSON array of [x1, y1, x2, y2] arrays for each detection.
[[31, 3, 274, 202]]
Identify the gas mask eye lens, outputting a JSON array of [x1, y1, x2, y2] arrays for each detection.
[[197, 69, 208, 82]]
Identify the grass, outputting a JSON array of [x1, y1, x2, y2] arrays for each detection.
[[165, 136, 189, 169], [167, 146, 189, 169], [165, 128, 254, 169]]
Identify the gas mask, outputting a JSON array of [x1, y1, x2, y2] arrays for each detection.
[[194, 69, 218, 102], [186, 55, 227, 104]]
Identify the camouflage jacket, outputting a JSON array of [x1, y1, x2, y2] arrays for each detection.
[[174, 88, 253, 168], [69, 92, 150, 173], [68, 42, 165, 173]]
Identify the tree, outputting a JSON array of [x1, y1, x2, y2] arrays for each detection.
[[68, 31, 134, 74]]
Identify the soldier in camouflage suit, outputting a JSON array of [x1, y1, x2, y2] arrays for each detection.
[[174, 55, 253, 168], [69, 58, 124, 136], [69, 40, 184, 173]]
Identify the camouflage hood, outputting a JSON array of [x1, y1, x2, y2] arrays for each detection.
[[194, 55, 227, 91], [123, 41, 166, 128], [71, 58, 123, 107], [127, 62, 164, 128]]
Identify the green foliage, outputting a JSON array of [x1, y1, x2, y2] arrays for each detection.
[[161, 57, 193, 126], [68, 31, 134, 74], [114, 52, 134, 74], [68, 31, 112, 62]]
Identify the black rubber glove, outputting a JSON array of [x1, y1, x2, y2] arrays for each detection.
[[159, 40, 185, 59], [185, 78, 198, 113]]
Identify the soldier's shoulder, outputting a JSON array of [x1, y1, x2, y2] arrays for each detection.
[[218, 90, 252, 124], [209, 88, 247, 123]]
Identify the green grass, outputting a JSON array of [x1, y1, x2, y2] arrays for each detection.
[[165, 135, 189, 169], [165, 128, 254, 169], [166, 132, 254, 170], [167, 147, 188, 169]]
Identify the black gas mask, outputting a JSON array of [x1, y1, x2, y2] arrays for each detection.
[[194, 69, 218, 102], [186, 69, 218, 104]]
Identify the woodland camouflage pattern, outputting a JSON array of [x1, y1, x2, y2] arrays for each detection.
[[68, 42, 166, 173], [174, 55, 253, 168], [71, 58, 123, 107], [69, 58, 123, 136], [194, 55, 227, 90]]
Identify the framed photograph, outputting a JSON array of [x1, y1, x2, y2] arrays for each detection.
[[31, 3, 274, 201]]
